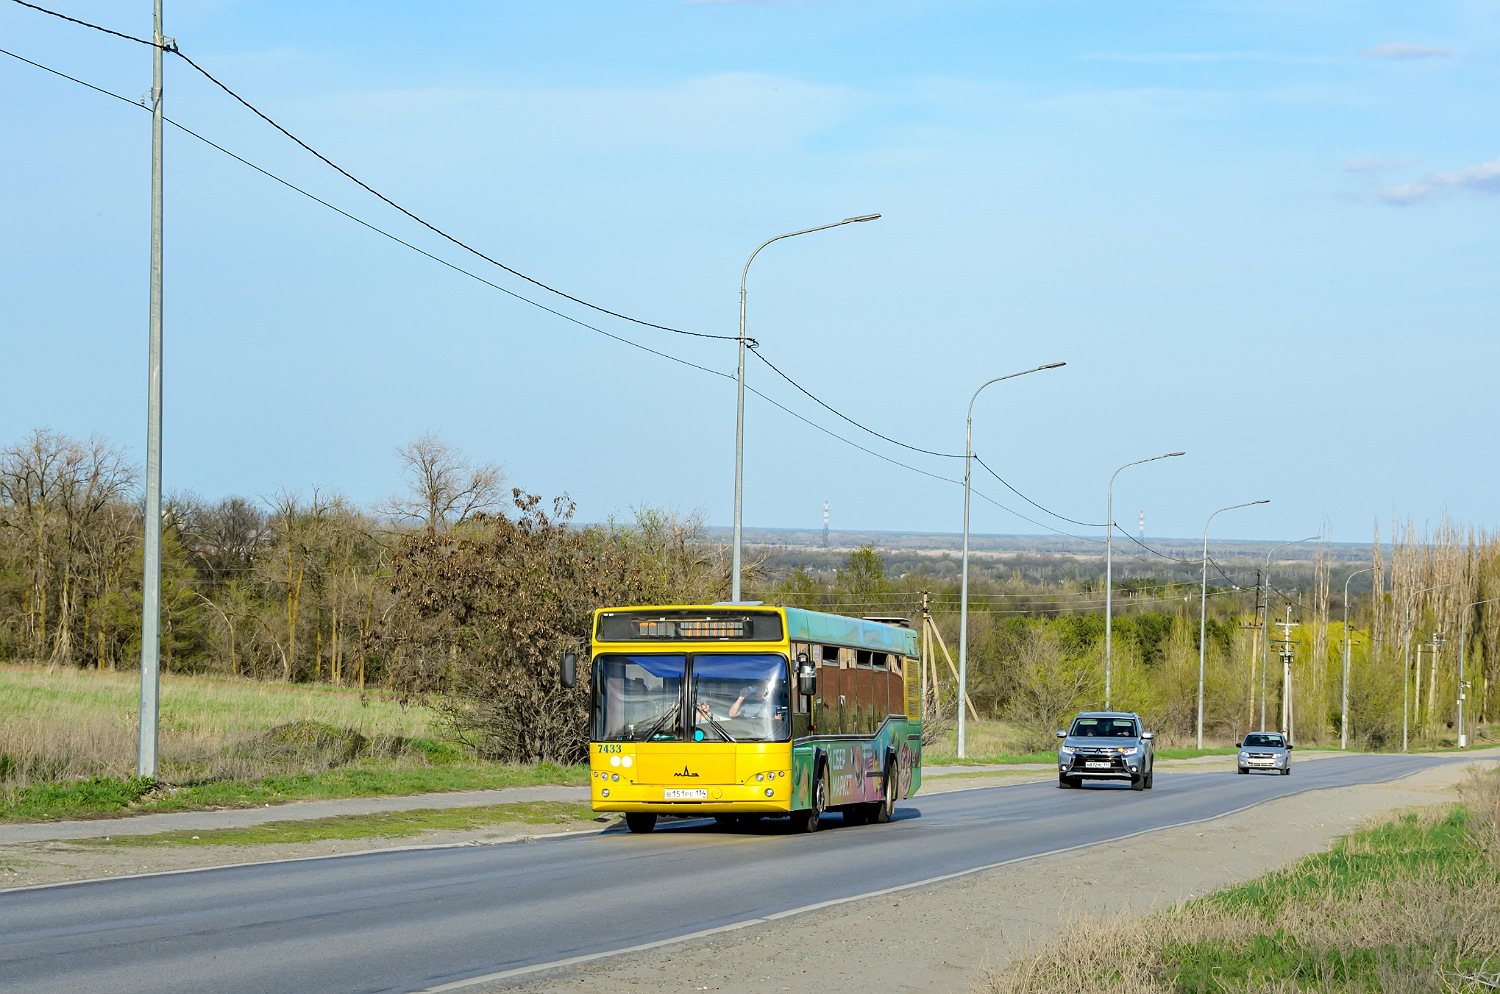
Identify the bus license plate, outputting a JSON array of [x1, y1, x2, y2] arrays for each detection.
[[664, 789, 707, 800]]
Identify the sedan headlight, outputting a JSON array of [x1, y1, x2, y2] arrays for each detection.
[[1239, 751, 1249, 761]]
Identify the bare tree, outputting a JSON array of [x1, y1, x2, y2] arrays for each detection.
[[385, 432, 504, 537]]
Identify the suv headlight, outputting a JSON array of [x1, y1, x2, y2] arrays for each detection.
[[1118, 746, 1138, 756], [1058, 746, 1075, 756]]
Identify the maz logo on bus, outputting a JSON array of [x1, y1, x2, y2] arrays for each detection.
[[596, 744, 622, 754]]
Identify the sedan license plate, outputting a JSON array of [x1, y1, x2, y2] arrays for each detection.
[[664, 788, 707, 800], [1085, 761, 1112, 770]]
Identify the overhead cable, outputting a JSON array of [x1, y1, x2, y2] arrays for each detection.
[[10, 0, 737, 342]]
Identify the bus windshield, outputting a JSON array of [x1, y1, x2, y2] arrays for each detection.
[[592, 653, 789, 743], [595, 654, 684, 742], [691, 654, 789, 743]]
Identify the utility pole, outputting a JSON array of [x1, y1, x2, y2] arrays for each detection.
[[138, 0, 166, 779], [1248, 569, 1263, 728], [822, 500, 829, 548], [1428, 630, 1445, 736], [1275, 608, 1298, 742]]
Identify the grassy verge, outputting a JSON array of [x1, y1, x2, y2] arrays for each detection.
[[0, 762, 588, 823], [70, 800, 599, 847], [983, 767, 1500, 994]]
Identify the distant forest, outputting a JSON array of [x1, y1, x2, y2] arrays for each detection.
[[3, 426, 1496, 760]]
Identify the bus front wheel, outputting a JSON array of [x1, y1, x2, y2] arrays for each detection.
[[624, 812, 657, 834], [793, 769, 827, 833]]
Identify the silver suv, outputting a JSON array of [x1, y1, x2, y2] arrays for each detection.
[[1237, 731, 1291, 775], [1056, 711, 1155, 791]]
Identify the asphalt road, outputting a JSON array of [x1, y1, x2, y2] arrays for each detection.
[[0, 753, 1471, 994]]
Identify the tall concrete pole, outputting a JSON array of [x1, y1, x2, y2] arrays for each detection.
[[1197, 500, 1268, 749], [1402, 583, 1448, 753], [957, 362, 1065, 757], [1259, 536, 1316, 730], [1341, 566, 1378, 750], [731, 214, 879, 601], [138, 0, 165, 778], [1103, 451, 1184, 710]]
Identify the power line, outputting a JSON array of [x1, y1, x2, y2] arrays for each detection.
[[748, 348, 962, 459], [10, 0, 736, 343], [971, 454, 1104, 528]]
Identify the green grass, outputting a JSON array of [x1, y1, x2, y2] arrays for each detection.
[[0, 762, 588, 822], [72, 800, 598, 847], [1161, 807, 1494, 992], [986, 768, 1500, 994]]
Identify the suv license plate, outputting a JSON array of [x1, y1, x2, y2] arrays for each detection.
[[1085, 761, 1111, 770], [664, 788, 707, 800]]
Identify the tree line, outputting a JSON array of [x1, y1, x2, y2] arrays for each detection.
[[3, 426, 1496, 762]]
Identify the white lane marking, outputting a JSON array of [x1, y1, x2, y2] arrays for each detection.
[[410, 758, 1500, 993]]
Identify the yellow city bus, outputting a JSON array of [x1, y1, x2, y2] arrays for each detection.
[[563, 604, 922, 833]]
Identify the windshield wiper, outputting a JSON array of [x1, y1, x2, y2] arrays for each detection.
[[632, 703, 680, 741], [697, 714, 736, 742]]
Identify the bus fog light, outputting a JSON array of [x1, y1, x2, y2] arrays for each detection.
[[764, 788, 774, 797], [601, 789, 609, 797], [756, 773, 764, 782], [612, 773, 620, 782]]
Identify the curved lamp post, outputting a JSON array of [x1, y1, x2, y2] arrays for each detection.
[[957, 361, 1067, 757], [1198, 499, 1269, 749], [1457, 596, 1500, 749], [1341, 566, 1379, 750], [731, 214, 880, 601], [1402, 583, 1449, 752], [1259, 535, 1317, 731], [1104, 451, 1184, 710]]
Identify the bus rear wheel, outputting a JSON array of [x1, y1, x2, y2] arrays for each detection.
[[624, 812, 657, 834], [869, 765, 896, 824]]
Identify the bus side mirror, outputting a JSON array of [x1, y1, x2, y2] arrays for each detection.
[[797, 654, 816, 697], [561, 652, 577, 689]]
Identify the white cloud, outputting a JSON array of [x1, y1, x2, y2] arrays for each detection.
[[1358, 42, 1452, 60], [1378, 156, 1500, 205]]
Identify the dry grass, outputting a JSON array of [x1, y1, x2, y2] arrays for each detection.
[[0, 663, 437, 787], [977, 769, 1500, 994]]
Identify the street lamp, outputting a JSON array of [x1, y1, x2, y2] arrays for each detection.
[[1341, 565, 1379, 750], [731, 214, 881, 601], [1197, 499, 1269, 749], [1259, 536, 1317, 730], [1456, 596, 1499, 750], [1104, 451, 1184, 710], [957, 361, 1067, 758], [1402, 583, 1449, 752]]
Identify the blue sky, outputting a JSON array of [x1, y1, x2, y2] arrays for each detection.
[[3, 1, 1497, 545]]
